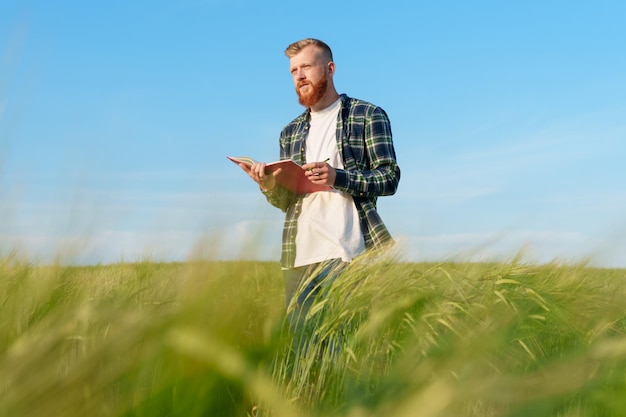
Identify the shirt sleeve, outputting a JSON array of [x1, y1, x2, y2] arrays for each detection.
[[261, 185, 295, 212], [261, 128, 300, 211], [332, 106, 400, 198]]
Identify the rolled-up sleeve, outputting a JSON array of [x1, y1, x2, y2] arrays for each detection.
[[332, 105, 400, 198]]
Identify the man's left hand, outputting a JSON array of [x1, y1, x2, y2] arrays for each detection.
[[303, 161, 336, 186]]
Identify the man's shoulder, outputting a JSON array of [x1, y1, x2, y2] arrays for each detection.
[[340, 94, 387, 117], [341, 94, 374, 107]]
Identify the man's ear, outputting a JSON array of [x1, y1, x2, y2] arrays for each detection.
[[327, 61, 336, 76]]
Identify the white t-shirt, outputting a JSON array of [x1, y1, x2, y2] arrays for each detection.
[[294, 98, 365, 267]]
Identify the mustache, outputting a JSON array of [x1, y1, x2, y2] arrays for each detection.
[[297, 81, 311, 89]]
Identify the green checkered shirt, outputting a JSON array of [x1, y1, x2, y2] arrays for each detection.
[[263, 94, 400, 268]]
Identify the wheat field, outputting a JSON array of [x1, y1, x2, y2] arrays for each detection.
[[1, 249, 625, 417]]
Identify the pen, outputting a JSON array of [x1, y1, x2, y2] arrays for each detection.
[[307, 158, 330, 171]]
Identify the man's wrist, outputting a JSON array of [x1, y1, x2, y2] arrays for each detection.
[[260, 183, 276, 193], [332, 168, 349, 190], [260, 177, 277, 192]]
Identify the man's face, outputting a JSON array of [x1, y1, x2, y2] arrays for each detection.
[[289, 45, 330, 108]]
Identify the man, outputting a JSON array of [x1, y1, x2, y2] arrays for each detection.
[[240, 38, 400, 323]]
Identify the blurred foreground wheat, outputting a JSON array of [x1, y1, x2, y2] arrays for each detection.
[[1, 251, 625, 417]]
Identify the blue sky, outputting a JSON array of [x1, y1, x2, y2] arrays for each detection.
[[1, 1, 625, 267]]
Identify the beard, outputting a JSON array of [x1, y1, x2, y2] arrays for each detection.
[[296, 76, 328, 108]]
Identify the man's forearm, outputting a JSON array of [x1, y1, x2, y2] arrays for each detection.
[[332, 164, 400, 197]]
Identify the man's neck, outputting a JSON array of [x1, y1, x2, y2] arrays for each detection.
[[310, 90, 340, 113]]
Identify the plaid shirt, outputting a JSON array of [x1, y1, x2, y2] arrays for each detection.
[[263, 94, 400, 268]]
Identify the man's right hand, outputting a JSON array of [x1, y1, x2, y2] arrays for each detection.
[[239, 162, 279, 192]]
